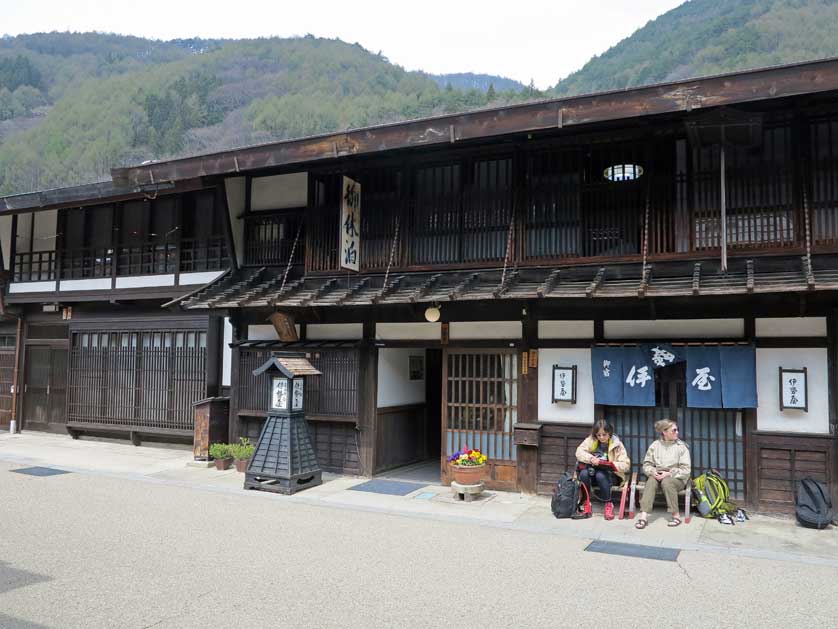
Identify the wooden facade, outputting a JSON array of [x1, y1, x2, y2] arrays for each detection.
[[3, 59, 838, 512]]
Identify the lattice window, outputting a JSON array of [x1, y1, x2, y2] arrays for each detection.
[[445, 349, 518, 461]]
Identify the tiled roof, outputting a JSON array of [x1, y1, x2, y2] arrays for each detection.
[[175, 255, 838, 310]]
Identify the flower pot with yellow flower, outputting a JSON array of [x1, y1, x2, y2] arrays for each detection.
[[448, 448, 487, 485]]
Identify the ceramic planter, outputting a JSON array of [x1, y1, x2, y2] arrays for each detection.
[[234, 458, 250, 473], [214, 456, 233, 471], [450, 462, 486, 485]]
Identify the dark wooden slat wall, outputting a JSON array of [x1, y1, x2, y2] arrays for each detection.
[[67, 329, 207, 431], [752, 433, 835, 512], [375, 404, 426, 474]]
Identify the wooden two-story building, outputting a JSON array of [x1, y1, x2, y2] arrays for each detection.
[[3, 57, 838, 512]]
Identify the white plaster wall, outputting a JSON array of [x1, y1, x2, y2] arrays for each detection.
[[375, 322, 441, 341], [251, 173, 308, 211], [115, 274, 175, 289], [755, 348, 829, 434], [537, 348, 594, 424], [59, 278, 111, 291], [0, 215, 11, 271], [15, 213, 32, 254], [307, 323, 363, 340], [377, 348, 426, 408], [179, 270, 225, 286], [449, 321, 522, 340], [224, 176, 246, 267], [247, 324, 301, 341], [222, 317, 232, 387], [33, 210, 57, 252], [756, 317, 827, 338], [9, 280, 56, 293], [538, 320, 594, 339], [605, 319, 744, 339]]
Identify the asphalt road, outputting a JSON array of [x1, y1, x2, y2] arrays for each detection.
[[1, 460, 836, 628]]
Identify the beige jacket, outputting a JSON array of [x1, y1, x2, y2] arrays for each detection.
[[642, 439, 691, 482], [575, 434, 631, 483]]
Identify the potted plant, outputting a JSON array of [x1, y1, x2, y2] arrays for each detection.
[[448, 447, 488, 485], [232, 437, 255, 473], [209, 443, 233, 470]]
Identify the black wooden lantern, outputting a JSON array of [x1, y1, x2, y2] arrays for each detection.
[[244, 353, 323, 494]]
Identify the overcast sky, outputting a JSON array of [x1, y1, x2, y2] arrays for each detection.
[[3, 0, 685, 89]]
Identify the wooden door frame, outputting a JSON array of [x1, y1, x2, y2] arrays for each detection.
[[440, 346, 520, 491], [21, 341, 69, 433]]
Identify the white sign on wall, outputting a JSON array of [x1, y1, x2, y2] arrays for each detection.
[[552, 365, 577, 404], [340, 176, 361, 271], [779, 367, 808, 412]]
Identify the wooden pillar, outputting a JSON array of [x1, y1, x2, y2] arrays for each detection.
[[227, 312, 242, 443], [517, 302, 539, 494], [358, 320, 378, 477], [828, 309, 838, 507], [205, 315, 223, 398]]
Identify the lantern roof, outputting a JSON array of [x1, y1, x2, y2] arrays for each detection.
[[253, 354, 321, 378]]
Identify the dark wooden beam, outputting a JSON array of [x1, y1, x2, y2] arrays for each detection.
[[112, 58, 838, 188], [586, 268, 605, 297]]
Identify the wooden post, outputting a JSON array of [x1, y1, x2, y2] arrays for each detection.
[[228, 313, 242, 443], [358, 320, 378, 477], [217, 181, 239, 272], [516, 304, 539, 493], [720, 128, 728, 272]]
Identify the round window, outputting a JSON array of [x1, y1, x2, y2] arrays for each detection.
[[603, 164, 644, 182]]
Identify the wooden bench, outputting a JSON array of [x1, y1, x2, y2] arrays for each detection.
[[627, 472, 692, 524], [576, 469, 632, 519]]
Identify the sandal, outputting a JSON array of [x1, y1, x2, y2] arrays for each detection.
[[634, 519, 648, 530], [667, 516, 682, 527]]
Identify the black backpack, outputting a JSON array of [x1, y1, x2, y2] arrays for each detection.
[[795, 477, 835, 530], [551, 472, 581, 519]]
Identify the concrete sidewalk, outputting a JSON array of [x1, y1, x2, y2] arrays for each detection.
[[2, 431, 836, 567]]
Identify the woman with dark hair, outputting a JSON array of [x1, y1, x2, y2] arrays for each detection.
[[635, 418, 691, 529], [575, 420, 631, 520]]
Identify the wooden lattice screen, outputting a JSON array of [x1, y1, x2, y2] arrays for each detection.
[[444, 348, 518, 462], [237, 347, 359, 419], [604, 363, 745, 499], [68, 329, 207, 431]]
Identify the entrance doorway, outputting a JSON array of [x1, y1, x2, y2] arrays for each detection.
[[373, 347, 442, 483], [23, 344, 68, 432], [604, 363, 745, 499]]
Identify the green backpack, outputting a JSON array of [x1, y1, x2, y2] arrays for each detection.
[[693, 470, 735, 518]]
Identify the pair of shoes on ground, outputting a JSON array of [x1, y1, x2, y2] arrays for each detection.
[[634, 514, 681, 529], [719, 509, 749, 525]]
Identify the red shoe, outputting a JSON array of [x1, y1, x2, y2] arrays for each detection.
[[604, 502, 614, 520]]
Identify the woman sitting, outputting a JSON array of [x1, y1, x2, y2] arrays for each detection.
[[575, 420, 631, 520], [635, 419, 691, 529]]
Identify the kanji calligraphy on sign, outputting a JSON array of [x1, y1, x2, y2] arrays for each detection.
[[552, 365, 577, 404], [340, 176, 362, 272], [779, 367, 808, 412]]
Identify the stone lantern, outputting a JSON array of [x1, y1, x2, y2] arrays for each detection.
[[244, 353, 322, 494]]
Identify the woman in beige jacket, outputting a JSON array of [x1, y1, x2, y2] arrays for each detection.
[[575, 420, 631, 520], [635, 418, 691, 529]]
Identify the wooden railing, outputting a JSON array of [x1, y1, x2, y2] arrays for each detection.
[[244, 213, 303, 267], [180, 237, 228, 273], [61, 246, 113, 279], [13, 250, 56, 282], [117, 243, 177, 276]]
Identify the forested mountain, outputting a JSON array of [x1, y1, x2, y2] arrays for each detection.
[[4, 1, 838, 196], [428, 73, 526, 93], [0, 33, 532, 196], [553, 0, 838, 96]]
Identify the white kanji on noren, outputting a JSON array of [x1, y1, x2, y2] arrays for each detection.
[[650, 346, 675, 367], [691, 366, 716, 391], [602, 359, 611, 377], [625, 365, 651, 388]]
